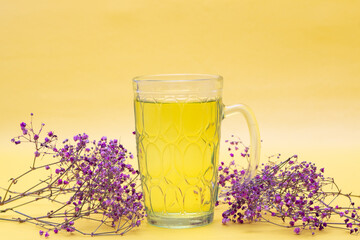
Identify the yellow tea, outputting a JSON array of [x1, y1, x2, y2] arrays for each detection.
[[133, 74, 260, 228], [134, 99, 222, 218]]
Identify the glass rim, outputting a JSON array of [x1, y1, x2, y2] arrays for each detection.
[[133, 74, 223, 83]]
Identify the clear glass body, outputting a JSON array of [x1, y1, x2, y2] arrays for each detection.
[[133, 74, 260, 228]]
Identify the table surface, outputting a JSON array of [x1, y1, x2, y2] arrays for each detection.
[[0, 1, 359, 239]]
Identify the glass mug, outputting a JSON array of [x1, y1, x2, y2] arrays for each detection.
[[133, 74, 260, 228]]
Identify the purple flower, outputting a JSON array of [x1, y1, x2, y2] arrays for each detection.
[[15, 140, 21, 145], [222, 218, 230, 224], [34, 151, 40, 157], [20, 122, 26, 128], [10, 122, 145, 236], [216, 137, 358, 235]]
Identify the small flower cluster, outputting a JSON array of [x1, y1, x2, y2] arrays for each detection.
[[217, 137, 360, 235], [2, 114, 144, 237]]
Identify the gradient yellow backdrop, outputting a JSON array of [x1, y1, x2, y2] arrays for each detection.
[[0, 1, 359, 239]]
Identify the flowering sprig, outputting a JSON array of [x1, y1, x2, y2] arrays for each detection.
[[217, 137, 360, 235], [1, 114, 144, 237], [2, 116, 360, 237]]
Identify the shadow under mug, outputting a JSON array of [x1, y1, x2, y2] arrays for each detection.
[[133, 74, 260, 228]]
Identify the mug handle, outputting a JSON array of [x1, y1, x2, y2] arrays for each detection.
[[223, 104, 261, 180]]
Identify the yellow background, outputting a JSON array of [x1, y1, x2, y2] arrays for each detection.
[[0, 0, 359, 239]]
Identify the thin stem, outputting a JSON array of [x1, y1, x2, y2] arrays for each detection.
[[1, 181, 15, 206], [1, 178, 51, 205], [92, 215, 108, 234]]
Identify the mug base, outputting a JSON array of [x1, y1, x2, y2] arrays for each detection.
[[147, 212, 214, 229]]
